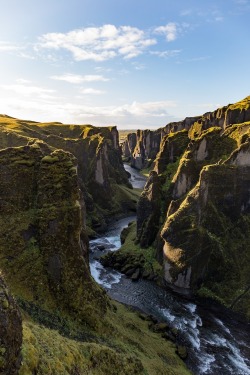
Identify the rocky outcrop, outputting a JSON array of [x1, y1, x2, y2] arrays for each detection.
[[161, 149, 250, 310], [137, 171, 161, 247], [0, 144, 108, 325], [121, 96, 250, 171], [122, 132, 137, 158], [135, 96, 250, 317], [0, 119, 133, 231], [188, 96, 250, 137], [0, 117, 192, 375], [161, 116, 201, 136], [131, 129, 162, 169], [0, 276, 22, 375]]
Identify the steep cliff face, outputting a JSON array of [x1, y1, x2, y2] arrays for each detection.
[[161, 143, 250, 316], [188, 96, 250, 138], [122, 96, 250, 171], [121, 132, 137, 158], [136, 96, 250, 316], [0, 118, 191, 375], [0, 144, 108, 325], [0, 276, 22, 375], [0, 118, 133, 231], [131, 129, 162, 169], [137, 171, 161, 247]]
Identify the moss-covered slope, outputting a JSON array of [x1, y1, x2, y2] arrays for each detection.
[[0, 275, 22, 375], [0, 116, 134, 232], [135, 97, 250, 318], [0, 144, 108, 325], [0, 118, 191, 374]]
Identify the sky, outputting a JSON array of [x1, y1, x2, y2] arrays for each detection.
[[0, 0, 249, 129]]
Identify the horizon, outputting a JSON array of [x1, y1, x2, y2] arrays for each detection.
[[0, 0, 249, 129]]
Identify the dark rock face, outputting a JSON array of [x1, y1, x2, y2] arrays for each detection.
[[154, 130, 190, 175], [135, 96, 250, 317], [137, 171, 161, 247], [162, 116, 201, 136], [0, 276, 22, 375], [121, 96, 250, 171], [122, 132, 137, 158], [0, 121, 133, 231], [161, 151, 250, 312], [131, 129, 162, 169], [0, 144, 108, 324]]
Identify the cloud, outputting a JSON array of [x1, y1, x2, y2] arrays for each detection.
[[0, 41, 23, 52], [154, 23, 178, 42], [16, 78, 32, 84], [131, 62, 146, 70], [150, 49, 181, 58], [1, 84, 55, 96], [180, 9, 192, 16], [50, 73, 109, 84], [38, 24, 157, 62], [79, 88, 105, 95], [186, 56, 210, 62], [0, 94, 177, 129]]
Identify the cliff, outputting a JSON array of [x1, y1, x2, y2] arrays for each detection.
[[0, 143, 108, 325], [121, 96, 250, 171], [0, 117, 134, 232], [0, 275, 22, 375], [136, 96, 250, 317], [0, 116, 191, 374]]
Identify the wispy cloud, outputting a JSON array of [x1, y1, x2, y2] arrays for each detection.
[[16, 78, 32, 84], [38, 24, 157, 62], [1, 83, 55, 96], [79, 88, 106, 95], [150, 49, 181, 58], [111, 100, 176, 117], [0, 41, 23, 52], [50, 73, 109, 84], [186, 56, 210, 62], [180, 9, 192, 16], [154, 23, 178, 42], [131, 62, 146, 70], [1, 94, 177, 128]]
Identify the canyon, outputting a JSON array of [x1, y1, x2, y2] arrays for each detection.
[[0, 96, 249, 374]]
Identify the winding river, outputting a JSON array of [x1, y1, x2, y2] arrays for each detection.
[[90, 164, 250, 375]]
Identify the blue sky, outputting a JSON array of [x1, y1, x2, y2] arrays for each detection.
[[0, 0, 249, 129]]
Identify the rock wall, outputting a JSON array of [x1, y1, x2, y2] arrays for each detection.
[[0, 276, 22, 375], [137, 171, 161, 247], [0, 116, 192, 375], [136, 96, 250, 317], [121, 132, 137, 158], [0, 143, 108, 325], [0, 119, 133, 231], [121, 96, 250, 170]]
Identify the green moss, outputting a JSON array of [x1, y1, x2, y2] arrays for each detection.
[[20, 300, 191, 375], [196, 287, 226, 305], [227, 95, 250, 111], [41, 155, 59, 163], [103, 222, 162, 278]]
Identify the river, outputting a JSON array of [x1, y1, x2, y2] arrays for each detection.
[[90, 164, 250, 375]]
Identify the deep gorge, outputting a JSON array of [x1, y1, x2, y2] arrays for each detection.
[[0, 96, 249, 374]]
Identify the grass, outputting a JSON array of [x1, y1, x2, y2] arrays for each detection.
[[111, 221, 163, 277], [20, 300, 192, 375]]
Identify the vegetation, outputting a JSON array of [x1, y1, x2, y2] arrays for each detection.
[[20, 301, 191, 375]]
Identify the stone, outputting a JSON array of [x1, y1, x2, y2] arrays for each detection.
[[176, 345, 188, 360], [131, 268, 141, 281]]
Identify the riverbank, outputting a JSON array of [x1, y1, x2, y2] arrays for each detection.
[[90, 164, 250, 375]]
